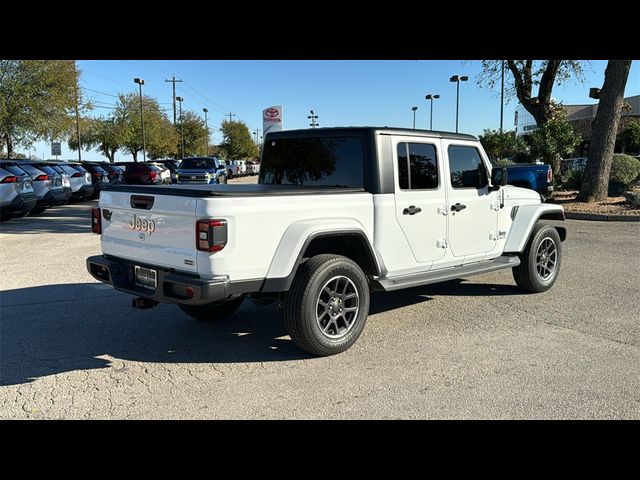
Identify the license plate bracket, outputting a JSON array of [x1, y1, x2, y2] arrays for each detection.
[[135, 265, 157, 290]]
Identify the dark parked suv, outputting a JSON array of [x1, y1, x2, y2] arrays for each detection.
[[81, 162, 110, 199], [118, 162, 164, 185]]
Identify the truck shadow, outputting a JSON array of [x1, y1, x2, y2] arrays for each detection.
[[0, 279, 523, 385]]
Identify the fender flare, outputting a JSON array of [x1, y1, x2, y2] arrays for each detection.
[[504, 204, 565, 253], [261, 219, 380, 292]]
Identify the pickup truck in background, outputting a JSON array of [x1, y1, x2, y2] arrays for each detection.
[[88, 127, 566, 356], [503, 163, 553, 197], [177, 157, 227, 185]]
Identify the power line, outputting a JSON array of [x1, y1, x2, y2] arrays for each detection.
[[182, 80, 230, 115], [83, 87, 119, 98]]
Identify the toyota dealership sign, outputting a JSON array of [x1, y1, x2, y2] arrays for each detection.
[[263, 105, 283, 136]]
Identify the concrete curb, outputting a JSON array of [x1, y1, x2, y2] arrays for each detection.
[[564, 211, 640, 222]]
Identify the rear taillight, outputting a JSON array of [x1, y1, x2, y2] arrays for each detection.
[[547, 168, 553, 184], [150, 171, 158, 180], [91, 208, 102, 234], [72, 172, 83, 178], [1, 175, 17, 183], [92, 172, 101, 177], [35, 174, 48, 181], [196, 219, 227, 252]]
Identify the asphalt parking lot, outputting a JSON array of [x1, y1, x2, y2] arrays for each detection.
[[1, 190, 639, 419]]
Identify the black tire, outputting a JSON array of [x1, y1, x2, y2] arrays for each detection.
[[513, 223, 562, 293], [1, 213, 12, 222], [178, 296, 244, 321], [227, 169, 233, 179], [284, 254, 370, 356], [30, 206, 47, 215]]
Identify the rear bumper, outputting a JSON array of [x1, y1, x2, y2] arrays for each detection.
[[72, 184, 94, 198], [1, 192, 37, 214], [38, 189, 66, 207], [86, 255, 260, 305], [54, 187, 72, 205]]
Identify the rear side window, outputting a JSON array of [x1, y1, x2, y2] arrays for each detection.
[[260, 136, 364, 187], [17, 165, 44, 177], [397, 142, 439, 190], [5, 165, 28, 176], [70, 164, 87, 173], [36, 166, 58, 176], [61, 165, 79, 175], [448, 145, 488, 189]]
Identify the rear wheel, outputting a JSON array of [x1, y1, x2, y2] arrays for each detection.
[[178, 296, 244, 321], [513, 223, 562, 293], [1, 212, 12, 222], [30, 206, 47, 215], [284, 254, 370, 356]]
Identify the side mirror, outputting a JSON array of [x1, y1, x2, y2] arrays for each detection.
[[490, 167, 508, 190]]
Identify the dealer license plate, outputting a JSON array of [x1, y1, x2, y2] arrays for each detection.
[[135, 266, 157, 290]]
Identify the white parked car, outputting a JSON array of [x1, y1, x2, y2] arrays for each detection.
[[88, 127, 566, 356]]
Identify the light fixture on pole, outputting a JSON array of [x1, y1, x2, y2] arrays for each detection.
[[411, 106, 418, 129], [134, 78, 146, 162], [176, 96, 185, 159], [449, 75, 468, 133], [308, 110, 319, 128], [203, 108, 209, 156], [424, 94, 440, 130]]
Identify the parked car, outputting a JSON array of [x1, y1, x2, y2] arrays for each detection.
[[503, 163, 553, 197], [97, 162, 124, 184], [177, 157, 227, 184], [118, 162, 164, 185], [246, 161, 260, 175], [81, 162, 110, 199], [0, 166, 37, 221], [33, 163, 72, 204], [1, 162, 65, 213], [87, 126, 566, 357], [151, 160, 181, 183], [56, 163, 94, 200], [232, 160, 247, 177], [147, 163, 172, 184]]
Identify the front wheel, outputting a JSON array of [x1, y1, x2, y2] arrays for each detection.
[[284, 254, 370, 356], [178, 296, 244, 321], [513, 223, 562, 293]]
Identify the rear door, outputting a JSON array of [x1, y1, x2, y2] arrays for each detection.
[[100, 190, 199, 273], [393, 137, 447, 264]]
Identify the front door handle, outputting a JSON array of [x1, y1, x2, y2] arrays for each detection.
[[403, 205, 422, 215], [451, 203, 467, 212]]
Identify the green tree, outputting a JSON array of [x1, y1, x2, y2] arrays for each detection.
[[114, 93, 176, 162], [0, 60, 82, 158], [219, 120, 259, 160], [147, 116, 179, 160], [617, 120, 640, 154], [478, 60, 584, 128], [578, 60, 633, 202], [68, 116, 124, 163], [478, 129, 528, 162], [530, 118, 580, 177], [177, 111, 208, 157]]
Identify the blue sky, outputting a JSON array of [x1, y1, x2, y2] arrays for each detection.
[[30, 60, 639, 162]]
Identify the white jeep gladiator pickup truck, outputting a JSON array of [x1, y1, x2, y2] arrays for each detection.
[[87, 127, 566, 356]]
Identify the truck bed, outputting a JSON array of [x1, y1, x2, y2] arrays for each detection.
[[103, 183, 365, 197]]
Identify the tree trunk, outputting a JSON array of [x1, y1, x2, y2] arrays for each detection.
[[132, 150, 138, 162], [4, 134, 13, 159], [577, 60, 632, 202]]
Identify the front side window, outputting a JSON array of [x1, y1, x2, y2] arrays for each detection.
[[448, 145, 488, 189], [397, 142, 438, 190]]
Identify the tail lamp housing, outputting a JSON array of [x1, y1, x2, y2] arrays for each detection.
[[196, 219, 227, 253], [91, 208, 102, 234]]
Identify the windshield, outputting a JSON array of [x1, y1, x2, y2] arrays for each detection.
[[180, 158, 217, 170], [259, 136, 364, 187]]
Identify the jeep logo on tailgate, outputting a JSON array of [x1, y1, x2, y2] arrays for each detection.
[[129, 214, 156, 235]]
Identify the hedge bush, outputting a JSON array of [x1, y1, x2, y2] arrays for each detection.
[[610, 154, 640, 188], [564, 168, 585, 190]]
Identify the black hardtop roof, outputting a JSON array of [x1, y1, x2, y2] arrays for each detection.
[[264, 127, 477, 141]]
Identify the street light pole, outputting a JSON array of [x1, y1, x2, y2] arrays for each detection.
[[176, 96, 185, 159], [134, 78, 146, 162], [203, 108, 209, 156], [425, 94, 440, 130], [500, 60, 505, 132], [411, 106, 418, 129], [449, 75, 468, 133]]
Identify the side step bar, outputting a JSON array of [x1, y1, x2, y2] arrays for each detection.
[[372, 255, 520, 292]]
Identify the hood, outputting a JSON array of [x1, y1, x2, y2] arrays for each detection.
[[503, 185, 541, 202]]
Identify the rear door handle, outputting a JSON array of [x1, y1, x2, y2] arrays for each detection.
[[403, 205, 422, 215], [451, 203, 467, 212]]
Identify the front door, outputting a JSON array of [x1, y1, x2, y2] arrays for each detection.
[[393, 139, 447, 264], [444, 142, 498, 258]]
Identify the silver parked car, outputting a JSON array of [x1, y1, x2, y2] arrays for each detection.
[[3, 162, 66, 214], [0, 166, 37, 221], [58, 163, 94, 200]]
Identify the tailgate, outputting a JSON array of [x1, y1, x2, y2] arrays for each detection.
[[100, 190, 199, 273]]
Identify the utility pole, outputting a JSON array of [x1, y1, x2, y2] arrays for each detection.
[[74, 82, 82, 162], [134, 78, 146, 162], [165, 74, 183, 126], [253, 128, 261, 145], [500, 60, 505, 132], [308, 110, 319, 128], [226, 112, 236, 123], [203, 108, 209, 156], [176, 96, 185, 159]]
